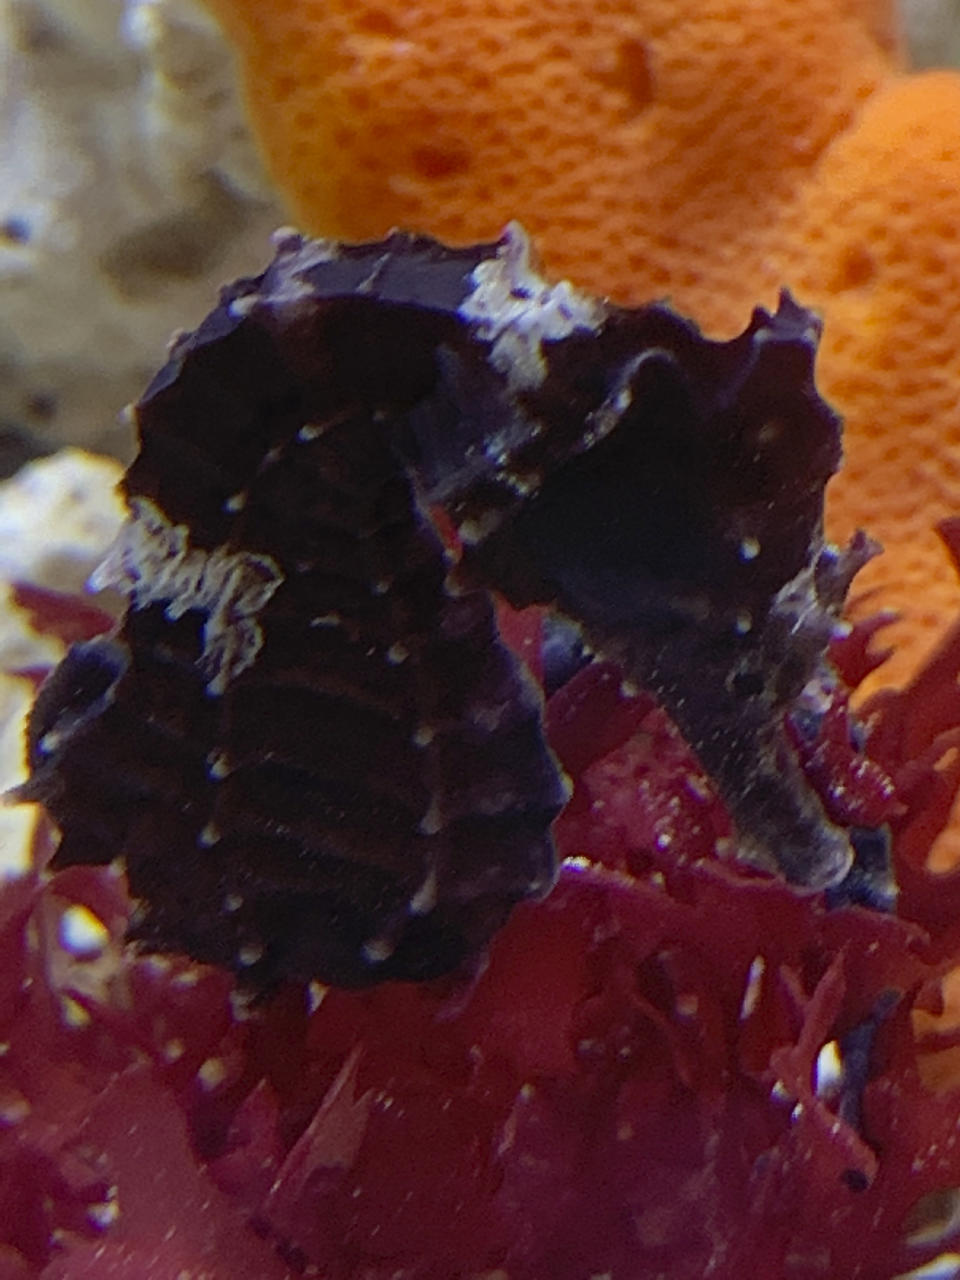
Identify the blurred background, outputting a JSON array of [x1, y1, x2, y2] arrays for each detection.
[[0, 0, 287, 470]]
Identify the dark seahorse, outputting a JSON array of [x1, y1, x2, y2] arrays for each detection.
[[11, 223, 876, 990]]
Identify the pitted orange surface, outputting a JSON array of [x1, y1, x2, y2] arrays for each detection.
[[205, 0, 960, 805], [785, 72, 960, 698], [836, 0, 901, 51], [204, 0, 893, 326]]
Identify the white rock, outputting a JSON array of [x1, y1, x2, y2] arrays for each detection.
[[0, 0, 286, 459], [0, 674, 42, 878], [0, 447, 126, 876], [902, 0, 960, 67], [0, 447, 124, 594]]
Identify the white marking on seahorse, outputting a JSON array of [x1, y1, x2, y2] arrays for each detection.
[[459, 222, 605, 390], [89, 497, 283, 695]]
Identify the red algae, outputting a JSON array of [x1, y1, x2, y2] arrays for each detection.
[[3, 580, 960, 1277]]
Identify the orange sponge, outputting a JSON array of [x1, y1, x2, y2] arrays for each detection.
[[837, 0, 902, 52], [786, 72, 960, 696], [204, 0, 894, 326]]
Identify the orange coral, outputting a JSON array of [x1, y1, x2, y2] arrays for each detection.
[[787, 72, 960, 697], [205, 0, 894, 327], [205, 0, 960, 839], [836, 0, 902, 52]]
